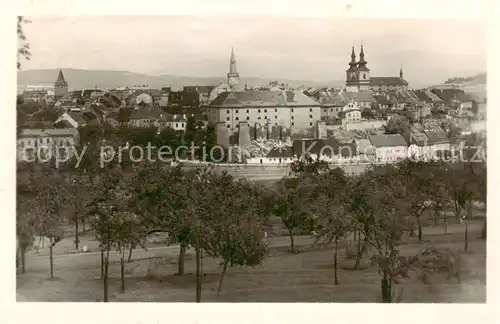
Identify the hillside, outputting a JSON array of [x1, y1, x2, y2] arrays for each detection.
[[443, 72, 486, 85], [17, 69, 340, 91]]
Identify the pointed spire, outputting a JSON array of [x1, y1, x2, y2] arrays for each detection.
[[56, 69, 67, 85], [229, 46, 237, 74], [358, 44, 366, 64], [400, 64, 404, 78]]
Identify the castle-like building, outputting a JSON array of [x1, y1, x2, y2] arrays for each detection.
[[345, 45, 408, 92]]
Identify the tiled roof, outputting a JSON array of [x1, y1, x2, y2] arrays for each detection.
[[19, 128, 79, 138], [368, 134, 407, 147], [318, 94, 346, 106], [373, 95, 391, 105], [354, 139, 375, 155], [424, 90, 442, 102], [424, 130, 450, 144], [371, 77, 408, 86], [284, 91, 320, 106], [129, 107, 166, 120], [210, 91, 287, 107], [343, 91, 375, 102], [67, 111, 88, 125], [413, 90, 433, 103]]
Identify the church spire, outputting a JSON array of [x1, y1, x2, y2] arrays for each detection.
[[350, 46, 356, 65], [229, 46, 237, 74], [55, 69, 67, 86], [358, 44, 367, 65], [227, 47, 240, 89], [400, 64, 404, 78]]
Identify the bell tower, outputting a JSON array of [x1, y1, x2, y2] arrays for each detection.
[[227, 47, 240, 89], [356, 45, 371, 91], [54, 69, 68, 97], [345, 47, 359, 92]]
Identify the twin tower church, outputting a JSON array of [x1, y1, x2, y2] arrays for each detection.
[[345, 45, 408, 92]]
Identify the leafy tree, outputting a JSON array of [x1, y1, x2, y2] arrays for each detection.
[[383, 116, 411, 140], [361, 108, 375, 119], [396, 160, 435, 241], [17, 16, 31, 70], [289, 153, 329, 177], [35, 170, 69, 279], [205, 179, 268, 294], [267, 176, 315, 253], [87, 164, 127, 302], [312, 168, 349, 284]]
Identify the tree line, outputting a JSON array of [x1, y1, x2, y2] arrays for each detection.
[[16, 153, 486, 302]]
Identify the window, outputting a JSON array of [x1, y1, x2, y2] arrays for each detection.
[[226, 110, 230, 114], [20, 141, 24, 148], [310, 122, 313, 126], [275, 109, 278, 112], [235, 117, 239, 121], [246, 110, 249, 113], [309, 115, 313, 118], [227, 117, 230, 121], [46, 138, 50, 143], [309, 108, 312, 112], [264, 116, 267, 119], [264, 109, 267, 113], [291, 116, 294, 120], [275, 123, 278, 126], [323, 109, 326, 113], [275, 116, 278, 119], [291, 122, 295, 126], [176, 123, 179, 128], [258, 109, 261, 113], [181, 123, 185, 127], [291, 109, 294, 112], [331, 108, 333, 112], [363, 73, 366, 79], [235, 110, 239, 114], [246, 117, 249, 120], [226, 124, 230, 128]]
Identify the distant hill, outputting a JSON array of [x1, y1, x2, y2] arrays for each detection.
[[17, 69, 342, 91], [443, 72, 486, 85]]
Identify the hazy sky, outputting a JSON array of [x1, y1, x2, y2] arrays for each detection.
[[22, 16, 486, 86]]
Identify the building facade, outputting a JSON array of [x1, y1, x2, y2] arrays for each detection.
[[17, 128, 79, 162], [54, 69, 68, 98], [345, 46, 408, 92], [207, 90, 321, 134]]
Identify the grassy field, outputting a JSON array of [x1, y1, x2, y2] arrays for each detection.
[[16, 220, 486, 303]]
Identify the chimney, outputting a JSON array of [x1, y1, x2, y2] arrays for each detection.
[[286, 91, 295, 102]]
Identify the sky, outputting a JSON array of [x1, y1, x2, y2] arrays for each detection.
[[22, 16, 487, 86]]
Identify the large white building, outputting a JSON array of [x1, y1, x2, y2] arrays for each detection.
[[207, 90, 322, 134], [17, 128, 79, 162], [368, 134, 408, 162]]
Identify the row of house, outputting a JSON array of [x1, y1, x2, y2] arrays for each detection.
[[246, 129, 456, 165]]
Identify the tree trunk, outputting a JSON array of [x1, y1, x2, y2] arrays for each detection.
[[433, 209, 439, 225], [195, 237, 202, 303], [128, 245, 133, 263], [120, 250, 125, 293], [35, 236, 42, 254], [217, 260, 229, 295], [178, 243, 186, 275], [381, 276, 392, 303], [464, 223, 468, 252], [286, 227, 296, 253], [103, 256, 109, 302], [443, 213, 448, 234], [75, 216, 79, 251], [354, 237, 368, 270], [100, 249, 104, 278], [334, 237, 339, 285], [49, 244, 54, 279], [417, 223, 423, 242], [20, 247, 26, 274]]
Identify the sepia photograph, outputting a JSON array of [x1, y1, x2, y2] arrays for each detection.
[[14, 11, 489, 305]]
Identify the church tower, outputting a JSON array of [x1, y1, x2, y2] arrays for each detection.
[[345, 47, 359, 92], [400, 64, 404, 79], [356, 45, 370, 91], [54, 69, 68, 97], [227, 47, 240, 89]]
